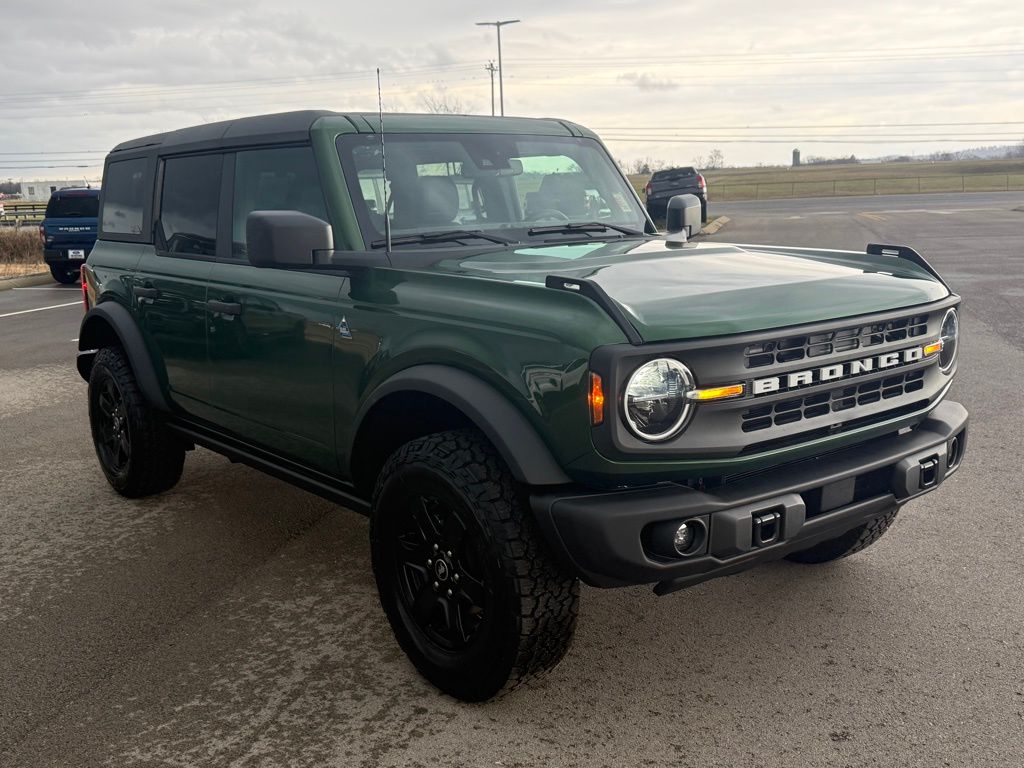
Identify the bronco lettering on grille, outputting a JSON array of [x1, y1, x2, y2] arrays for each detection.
[[752, 346, 925, 395]]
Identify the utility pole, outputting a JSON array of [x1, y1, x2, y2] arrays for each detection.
[[484, 61, 497, 116], [476, 19, 520, 116]]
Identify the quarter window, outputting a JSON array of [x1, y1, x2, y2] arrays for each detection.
[[159, 154, 222, 256], [232, 147, 327, 258], [101, 158, 147, 235]]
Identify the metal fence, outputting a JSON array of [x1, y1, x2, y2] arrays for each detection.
[[0, 202, 47, 228], [709, 173, 1024, 202]]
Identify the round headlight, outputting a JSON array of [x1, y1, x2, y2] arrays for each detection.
[[939, 308, 958, 373], [623, 358, 694, 441]]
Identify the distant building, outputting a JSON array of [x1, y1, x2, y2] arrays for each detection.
[[17, 180, 93, 202], [792, 149, 801, 167]]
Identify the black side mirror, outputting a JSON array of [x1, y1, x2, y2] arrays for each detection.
[[665, 194, 703, 238], [246, 210, 334, 267]]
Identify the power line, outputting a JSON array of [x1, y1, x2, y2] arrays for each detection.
[[600, 137, 1024, 144], [592, 121, 1024, 130], [0, 62, 478, 104]]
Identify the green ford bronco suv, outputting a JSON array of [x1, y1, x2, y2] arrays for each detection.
[[78, 111, 967, 701]]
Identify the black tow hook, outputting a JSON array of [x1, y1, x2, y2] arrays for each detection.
[[752, 511, 782, 547]]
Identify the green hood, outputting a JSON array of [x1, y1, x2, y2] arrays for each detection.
[[430, 238, 950, 342]]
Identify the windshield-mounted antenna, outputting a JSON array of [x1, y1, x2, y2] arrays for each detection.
[[376, 67, 392, 255]]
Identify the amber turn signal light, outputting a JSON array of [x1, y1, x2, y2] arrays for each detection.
[[922, 340, 944, 357], [589, 372, 605, 426]]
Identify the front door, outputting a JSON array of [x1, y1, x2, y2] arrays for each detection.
[[204, 146, 342, 473]]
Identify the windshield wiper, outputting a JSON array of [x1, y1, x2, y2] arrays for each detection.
[[526, 222, 645, 237], [371, 229, 519, 249]]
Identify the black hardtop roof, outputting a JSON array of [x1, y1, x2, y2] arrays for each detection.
[[110, 110, 334, 154], [108, 110, 590, 157], [52, 187, 100, 196]]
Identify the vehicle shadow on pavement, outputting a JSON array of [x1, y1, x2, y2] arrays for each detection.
[[1, 445, 945, 768]]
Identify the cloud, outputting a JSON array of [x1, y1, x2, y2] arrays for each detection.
[[620, 72, 680, 92]]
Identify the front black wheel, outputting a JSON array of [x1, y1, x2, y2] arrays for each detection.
[[50, 264, 79, 284], [371, 430, 578, 701], [88, 346, 186, 498]]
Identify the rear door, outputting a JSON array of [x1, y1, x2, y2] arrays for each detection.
[[205, 145, 345, 473], [133, 153, 223, 416]]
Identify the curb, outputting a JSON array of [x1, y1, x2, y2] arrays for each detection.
[[697, 216, 730, 236], [0, 272, 53, 292]]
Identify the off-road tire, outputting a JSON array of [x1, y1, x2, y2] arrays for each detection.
[[370, 429, 579, 701], [50, 264, 79, 284], [88, 346, 185, 498], [785, 507, 899, 564]]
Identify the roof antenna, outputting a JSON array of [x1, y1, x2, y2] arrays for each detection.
[[376, 67, 392, 255]]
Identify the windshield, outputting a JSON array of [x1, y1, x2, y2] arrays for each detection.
[[46, 193, 99, 219], [337, 133, 647, 247]]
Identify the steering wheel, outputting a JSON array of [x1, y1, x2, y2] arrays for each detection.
[[528, 208, 571, 223]]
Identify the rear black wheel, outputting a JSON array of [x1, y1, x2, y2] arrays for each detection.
[[50, 264, 79, 284], [88, 346, 186, 498], [371, 430, 578, 701], [786, 507, 899, 564]]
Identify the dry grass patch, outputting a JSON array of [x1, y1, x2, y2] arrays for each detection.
[[0, 229, 46, 278]]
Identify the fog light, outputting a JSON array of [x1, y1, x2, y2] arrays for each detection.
[[674, 522, 696, 554], [644, 516, 708, 559], [948, 434, 962, 469]]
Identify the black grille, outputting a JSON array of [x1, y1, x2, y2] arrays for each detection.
[[741, 369, 925, 432], [744, 314, 930, 369]]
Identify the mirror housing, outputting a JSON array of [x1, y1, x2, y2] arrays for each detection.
[[665, 194, 703, 238], [246, 210, 334, 267]]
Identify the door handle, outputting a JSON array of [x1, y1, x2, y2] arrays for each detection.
[[208, 299, 242, 316], [133, 285, 159, 300]]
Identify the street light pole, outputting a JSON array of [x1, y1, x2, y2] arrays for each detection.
[[476, 19, 520, 116]]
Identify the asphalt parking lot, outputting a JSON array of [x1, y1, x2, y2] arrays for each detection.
[[1, 192, 1022, 767]]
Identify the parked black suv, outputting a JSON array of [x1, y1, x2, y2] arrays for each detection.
[[41, 187, 99, 284], [645, 167, 707, 223]]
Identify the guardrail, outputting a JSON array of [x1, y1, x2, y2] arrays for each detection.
[[708, 173, 1024, 201], [0, 202, 47, 228]]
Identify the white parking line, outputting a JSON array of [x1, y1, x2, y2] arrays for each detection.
[[0, 301, 81, 319], [12, 287, 72, 291]]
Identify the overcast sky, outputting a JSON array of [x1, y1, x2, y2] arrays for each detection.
[[2, 0, 1023, 180]]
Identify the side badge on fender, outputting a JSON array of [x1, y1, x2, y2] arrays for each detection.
[[336, 317, 353, 340]]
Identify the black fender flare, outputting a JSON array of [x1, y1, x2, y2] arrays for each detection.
[[77, 301, 170, 412], [354, 364, 571, 486]]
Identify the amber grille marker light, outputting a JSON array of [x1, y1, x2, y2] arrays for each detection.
[[589, 372, 605, 425], [687, 383, 745, 401], [923, 340, 944, 357]]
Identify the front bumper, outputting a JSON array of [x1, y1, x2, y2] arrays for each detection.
[[531, 400, 967, 595]]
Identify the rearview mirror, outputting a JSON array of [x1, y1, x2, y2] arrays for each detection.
[[246, 210, 334, 267], [665, 194, 702, 238]]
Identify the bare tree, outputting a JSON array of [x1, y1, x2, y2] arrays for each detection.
[[623, 156, 667, 175], [693, 149, 725, 170], [420, 85, 471, 115]]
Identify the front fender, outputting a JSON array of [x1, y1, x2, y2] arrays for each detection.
[[354, 364, 571, 486]]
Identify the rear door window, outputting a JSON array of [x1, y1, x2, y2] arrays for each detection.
[[101, 158, 147, 235], [46, 194, 98, 219], [158, 154, 222, 257]]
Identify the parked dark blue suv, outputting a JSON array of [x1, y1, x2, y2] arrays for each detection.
[[41, 187, 100, 284]]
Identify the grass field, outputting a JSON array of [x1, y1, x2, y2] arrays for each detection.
[[0, 229, 45, 278], [628, 157, 1024, 201]]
